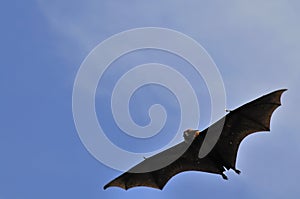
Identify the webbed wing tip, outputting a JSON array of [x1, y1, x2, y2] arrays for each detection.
[[274, 88, 287, 96], [103, 177, 127, 190], [103, 183, 127, 190], [103, 184, 109, 190], [274, 88, 287, 105], [103, 183, 163, 190], [103, 174, 164, 190], [276, 88, 288, 96]]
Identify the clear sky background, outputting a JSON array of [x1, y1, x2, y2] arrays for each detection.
[[1, 0, 300, 198]]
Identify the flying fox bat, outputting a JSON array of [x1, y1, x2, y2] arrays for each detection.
[[104, 89, 286, 190]]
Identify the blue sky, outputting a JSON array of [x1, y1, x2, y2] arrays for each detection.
[[1, 0, 300, 198]]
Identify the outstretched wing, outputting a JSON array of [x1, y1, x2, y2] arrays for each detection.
[[104, 142, 223, 190], [209, 89, 287, 169], [103, 158, 211, 190]]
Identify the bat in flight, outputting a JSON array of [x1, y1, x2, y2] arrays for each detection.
[[104, 89, 286, 190]]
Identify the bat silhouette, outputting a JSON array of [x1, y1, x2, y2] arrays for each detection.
[[104, 89, 286, 190]]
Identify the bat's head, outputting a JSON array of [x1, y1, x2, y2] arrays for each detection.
[[183, 129, 201, 143]]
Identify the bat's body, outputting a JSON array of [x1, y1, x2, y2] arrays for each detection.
[[104, 89, 286, 190]]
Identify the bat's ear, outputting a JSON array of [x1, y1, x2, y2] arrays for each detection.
[[183, 129, 200, 143]]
